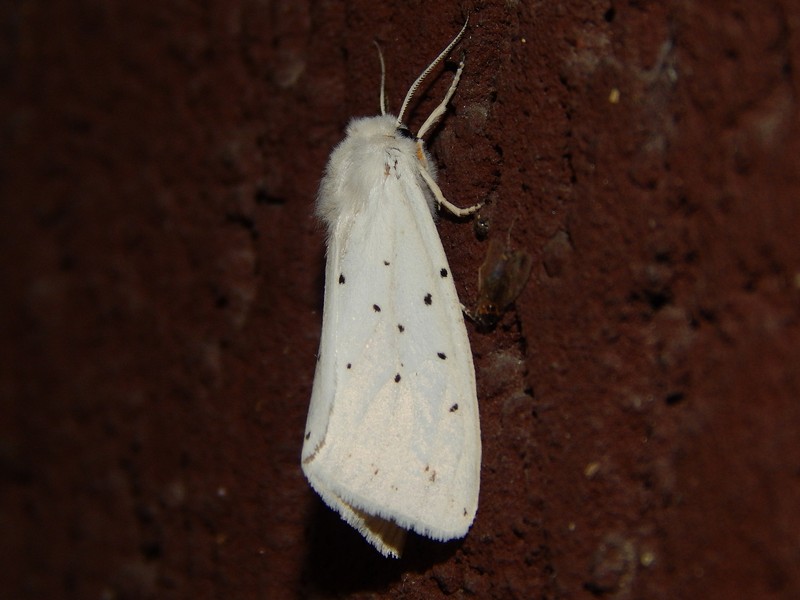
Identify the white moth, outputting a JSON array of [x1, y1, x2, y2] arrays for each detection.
[[301, 20, 481, 558]]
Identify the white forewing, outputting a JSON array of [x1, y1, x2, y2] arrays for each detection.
[[302, 115, 480, 557]]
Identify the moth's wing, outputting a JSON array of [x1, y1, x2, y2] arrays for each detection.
[[474, 238, 507, 324], [302, 158, 480, 548], [477, 238, 505, 291], [498, 249, 533, 304], [475, 239, 533, 326], [302, 203, 408, 557]]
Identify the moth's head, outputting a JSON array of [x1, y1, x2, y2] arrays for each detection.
[[345, 114, 399, 141], [395, 125, 416, 140]]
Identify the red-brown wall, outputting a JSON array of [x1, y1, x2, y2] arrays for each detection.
[[2, 1, 799, 598]]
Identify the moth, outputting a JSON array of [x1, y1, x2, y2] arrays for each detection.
[[301, 20, 481, 558]]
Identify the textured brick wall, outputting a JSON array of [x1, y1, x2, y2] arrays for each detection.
[[2, 1, 799, 598]]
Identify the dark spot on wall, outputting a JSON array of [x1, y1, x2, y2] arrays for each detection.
[[254, 186, 285, 205], [225, 212, 259, 240], [666, 392, 685, 405]]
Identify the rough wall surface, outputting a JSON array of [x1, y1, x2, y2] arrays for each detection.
[[2, 1, 799, 598]]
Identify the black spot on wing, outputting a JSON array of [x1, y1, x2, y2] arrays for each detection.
[[305, 432, 310, 440], [346, 363, 352, 369], [449, 403, 459, 412], [440, 268, 448, 278], [424, 293, 432, 305], [338, 273, 345, 284], [398, 324, 405, 332], [437, 352, 447, 360], [394, 373, 401, 383], [384, 260, 390, 266], [373, 304, 381, 312]]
